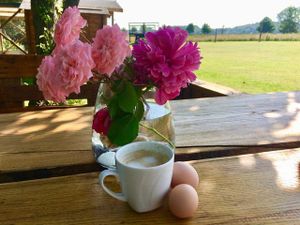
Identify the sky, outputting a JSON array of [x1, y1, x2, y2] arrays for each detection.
[[113, 0, 300, 29]]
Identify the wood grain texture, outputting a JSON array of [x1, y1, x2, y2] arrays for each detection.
[[172, 91, 300, 147], [0, 83, 99, 103], [20, 0, 123, 12], [0, 92, 300, 175], [0, 149, 299, 225], [0, 54, 42, 78]]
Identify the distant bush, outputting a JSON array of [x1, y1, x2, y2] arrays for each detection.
[[188, 33, 300, 42]]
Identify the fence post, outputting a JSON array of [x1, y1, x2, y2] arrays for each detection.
[[0, 29, 3, 53], [214, 29, 218, 42]]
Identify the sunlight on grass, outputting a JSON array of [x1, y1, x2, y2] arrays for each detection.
[[196, 41, 300, 93]]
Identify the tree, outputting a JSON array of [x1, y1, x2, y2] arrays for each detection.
[[201, 23, 212, 34], [131, 27, 137, 33], [186, 23, 195, 34], [257, 17, 275, 33], [257, 17, 275, 41], [278, 6, 300, 33]]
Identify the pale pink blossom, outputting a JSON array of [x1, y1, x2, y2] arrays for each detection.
[[54, 6, 86, 47], [37, 56, 63, 102], [92, 24, 131, 76], [37, 41, 95, 102]]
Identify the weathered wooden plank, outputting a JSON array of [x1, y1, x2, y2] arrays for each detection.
[[192, 79, 240, 97], [172, 91, 300, 147], [0, 54, 42, 77], [20, 0, 123, 12], [81, 13, 106, 41], [0, 149, 299, 224], [0, 77, 23, 109], [24, 10, 36, 54], [0, 92, 299, 176], [78, 0, 123, 12], [0, 83, 99, 102]]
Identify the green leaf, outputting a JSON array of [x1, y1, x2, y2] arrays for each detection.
[[118, 81, 138, 113], [111, 80, 122, 92], [134, 100, 145, 122], [108, 114, 139, 146], [107, 96, 120, 119]]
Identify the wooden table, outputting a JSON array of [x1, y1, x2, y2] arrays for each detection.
[[1, 91, 300, 224]]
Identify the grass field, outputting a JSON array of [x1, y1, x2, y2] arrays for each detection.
[[188, 33, 300, 42], [195, 41, 300, 93]]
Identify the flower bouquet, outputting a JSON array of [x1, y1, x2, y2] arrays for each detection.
[[37, 7, 202, 163]]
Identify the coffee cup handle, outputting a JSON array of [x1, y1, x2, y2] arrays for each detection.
[[99, 170, 127, 202]]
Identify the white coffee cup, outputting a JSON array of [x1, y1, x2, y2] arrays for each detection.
[[99, 141, 174, 213]]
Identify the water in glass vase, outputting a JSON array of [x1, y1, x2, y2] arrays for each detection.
[[92, 102, 175, 169]]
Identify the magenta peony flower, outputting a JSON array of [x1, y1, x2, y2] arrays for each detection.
[[92, 24, 131, 76], [132, 27, 202, 105], [54, 6, 86, 47], [92, 107, 111, 135], [37, 40, 95, 102]]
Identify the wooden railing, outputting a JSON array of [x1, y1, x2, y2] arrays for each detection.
[[0, 54, 99, 113], [0, 54, 240, 113]]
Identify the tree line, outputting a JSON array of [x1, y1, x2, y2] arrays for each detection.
[[186, 6, 300, 35]]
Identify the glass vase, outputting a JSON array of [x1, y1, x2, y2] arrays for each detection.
[[91, 83, 175, 169]]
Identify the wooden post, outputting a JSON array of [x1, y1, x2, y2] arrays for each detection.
[[103, 15, 107, 26], [214, 29, 218, 42], [111, 12, 114, 25], [0, 21, 3, 53], [259, 32, 262, 42], [24, 10, 36, 54], [0, 32, 3, 53]]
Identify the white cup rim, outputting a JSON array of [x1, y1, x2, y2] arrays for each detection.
[[115, 141, 174, 170]]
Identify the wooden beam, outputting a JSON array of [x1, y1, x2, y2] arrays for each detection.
[[0, 54, 42, 78], [0, 3, 21, 8], [24, 10, 36, 54], [0, 30, 27, 54], [0, 83, 99, 101], [0, 28, 3, 52], [0, 9, 21, 29]]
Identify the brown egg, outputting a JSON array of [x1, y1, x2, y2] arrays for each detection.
[[168, 184, 199, 218], [171, 162, 199, 188]]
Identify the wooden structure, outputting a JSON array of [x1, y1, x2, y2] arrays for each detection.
[[0, 55, 237, 112], [0, 52, 236, 112], [0, 91, 300, 223], [0, 3, 27, 54], [0, 1, 238, 112], [0, 54, 99, 112], [0, 1, 123, 112], [19, 0, 123, 53]]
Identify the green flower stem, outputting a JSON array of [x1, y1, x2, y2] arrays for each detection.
[[141, 96, 150, 119], [139, 122, 176, 149]]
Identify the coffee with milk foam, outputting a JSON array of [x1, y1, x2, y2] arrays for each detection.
[[123, 150, 169, 168]]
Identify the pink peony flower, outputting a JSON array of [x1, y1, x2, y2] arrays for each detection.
[[92, 24, 131, 76], [54, 6, 86, 47], [37, 40, 95, 102], [132, 27, 202, 105], [92, 107, 111, 135], [37, 56, 63, 102]]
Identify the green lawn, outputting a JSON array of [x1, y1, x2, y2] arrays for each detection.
[[195, 41, 300, 93]]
